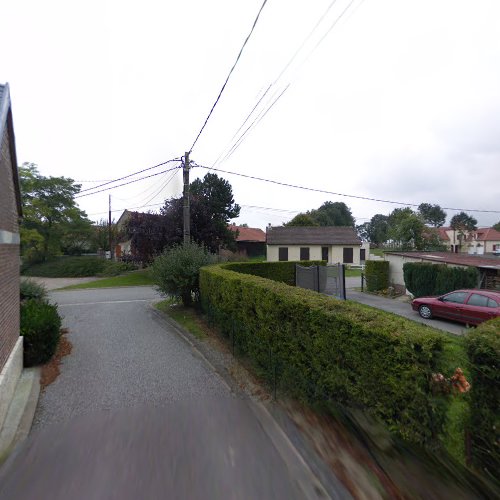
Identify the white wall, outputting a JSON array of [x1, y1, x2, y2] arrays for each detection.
[[267, 244, 362, 264]]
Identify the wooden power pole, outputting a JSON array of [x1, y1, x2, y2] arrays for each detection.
[[183, 151, 190, 245], [108, 194, 114, 260]]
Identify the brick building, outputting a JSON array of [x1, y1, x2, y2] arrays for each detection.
[[0, 83, 23, 428]]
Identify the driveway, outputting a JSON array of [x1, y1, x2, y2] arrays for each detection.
[[11, 286, 337, 499]]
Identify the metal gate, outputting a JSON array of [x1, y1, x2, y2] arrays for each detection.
[[295, 264, 346, 300]]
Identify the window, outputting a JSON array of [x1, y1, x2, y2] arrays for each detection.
[[343, 247, 353, 264], [278, 247, 288, 261], [321, 246, 328, 261], [467, 293, 489, 307], [442, 292, 468, 304], [300, 247, 310, 260], [488, 298, 499, 308]]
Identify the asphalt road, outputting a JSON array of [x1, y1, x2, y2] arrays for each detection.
[[19, 286, 335, 499]]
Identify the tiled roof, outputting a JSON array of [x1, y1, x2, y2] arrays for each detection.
[[266, 226, 361, 245], [474, 227, 500, 242], [228, 225, 266, 242], [385, 251, 500, 270]]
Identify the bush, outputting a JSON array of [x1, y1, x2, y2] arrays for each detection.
[[403, 263, 479, 298], [224, 260, 325, 286], [364, 260, 389, 292], [20, 279, 48, 302], [152, 242, 217, 306], [200, 263, 446, 446], [21, 256, 137, 278], [21, 299, 62, 366], [465, 317, 500, 480]]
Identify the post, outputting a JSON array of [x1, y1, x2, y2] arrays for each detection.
[[183, 151, 190, 245], [108, 195, 113, 260]]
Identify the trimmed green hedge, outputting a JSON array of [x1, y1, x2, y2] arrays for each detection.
[[200, 263, 446, 445], [224, 260, 325, 286], [465, 317, 500, 480], [21, 299, 62, 366], [403, 263, 479, 298], [364, 260, 389, 292]]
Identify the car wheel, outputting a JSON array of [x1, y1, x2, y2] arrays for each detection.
[[419, 305, 433, 319]]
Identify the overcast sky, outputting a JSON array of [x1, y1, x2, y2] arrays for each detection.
[[2, 0, 499, 229]]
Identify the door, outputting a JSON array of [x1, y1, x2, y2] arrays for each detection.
[[462, 293, 498, 325], [343, 247, 353, 264], [434, 291, 469, 321]]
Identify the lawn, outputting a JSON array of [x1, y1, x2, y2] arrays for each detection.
[[345, 267, 362, 277], [155, 300, 206, 339], [61, 270, 154, 289]]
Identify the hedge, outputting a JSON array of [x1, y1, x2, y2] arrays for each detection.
[[200, 263, 446, 446], [364, 260, 389, 292], [403, 263, 479, 298], [465, 317, 500, 480], [223, 260, 325, 286]]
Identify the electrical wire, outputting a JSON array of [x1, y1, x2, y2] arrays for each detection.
[[189, 0, 269, 153], [78, 158, 181, 194], [194, 163, 500, 214], [141, 168, 180, 207], [75, 165, 181, 198]]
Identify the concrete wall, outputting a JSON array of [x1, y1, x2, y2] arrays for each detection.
[[267, 244, 363, 265]]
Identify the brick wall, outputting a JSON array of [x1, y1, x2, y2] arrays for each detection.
[[0, 118, 21, 372]]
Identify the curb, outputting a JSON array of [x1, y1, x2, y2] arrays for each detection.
[[0, 367, 40, 463]]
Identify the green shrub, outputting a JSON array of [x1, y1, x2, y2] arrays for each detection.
[[21, 256, 136, 278], [364, 260, 389, 292], [152, 242, 217, 306], [21, 299, 62, 366], [404, 263, 479, 298], [200, 263, 446, 446], [224, 260, 325, 286], [465, 317, 500, 480], [20, 279, 48, 302]]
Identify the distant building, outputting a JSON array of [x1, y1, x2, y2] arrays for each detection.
[[227, 224, 266, 258]]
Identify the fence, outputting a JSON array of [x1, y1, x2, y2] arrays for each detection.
[[296, 263, 345, 299]]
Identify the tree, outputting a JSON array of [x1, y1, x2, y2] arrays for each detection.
[[91, 218, 126, 253], [161, 173, 240, 253], [493, 221, 500, 231], [388, 208, 426, 250], [285, 201, 355, 227], [418, 203, 447, 227], [19, 163, 92, 261], [367, 214, 390, 245], [284, 213, 318, 227], [126, 212, 170, 263], [450, 211, 478, 249]]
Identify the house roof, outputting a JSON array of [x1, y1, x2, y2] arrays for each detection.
[[472, 227, 500, 242], [228, 225, 266, 242], [436, 227, 450, 241], [385, 251, 500, 270], [266, 226, 361, 245], [0, 83, 22, 217]]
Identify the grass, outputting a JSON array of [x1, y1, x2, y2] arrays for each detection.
[[61, 270, 154, 289], [155, 299, 206, 339], [345, 267, 362, 277], [369, 248, 386, 257]]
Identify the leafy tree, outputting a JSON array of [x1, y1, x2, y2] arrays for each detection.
[[418, 203, 447, 227], [388, 208, 426, 250], [161, 173, 240, 253], [310, 201, 355, 227], [356, 222, 370, 241], [152, 242, 217, 306], [367, 214, 390, 245], [493, 221, 500, 231], [450, 211, 478, 249], [91, 218, 126, 253], [284, 213, 318, 227], [19, 163, 92, 261], [126, 212, 170, 263], [285, 201, 355, 227]]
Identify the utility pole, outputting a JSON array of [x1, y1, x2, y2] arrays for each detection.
[[108, 194, 114, 260], [183, 151, 190, 245]]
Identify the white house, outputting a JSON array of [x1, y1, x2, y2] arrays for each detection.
[[266, 226, 364, 265]]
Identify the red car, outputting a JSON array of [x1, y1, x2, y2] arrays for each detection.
[[411, 289, 500, 326]]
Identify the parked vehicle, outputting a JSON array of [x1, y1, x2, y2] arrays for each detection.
[[411, 289, 500, 326]]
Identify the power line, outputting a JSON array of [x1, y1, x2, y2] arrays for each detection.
[[75, 165, 181, 199], [189, 0, 269, 153], [211, 0, 358, 167], [78, 158, 181, 194], [194, 163, 500, 214]]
